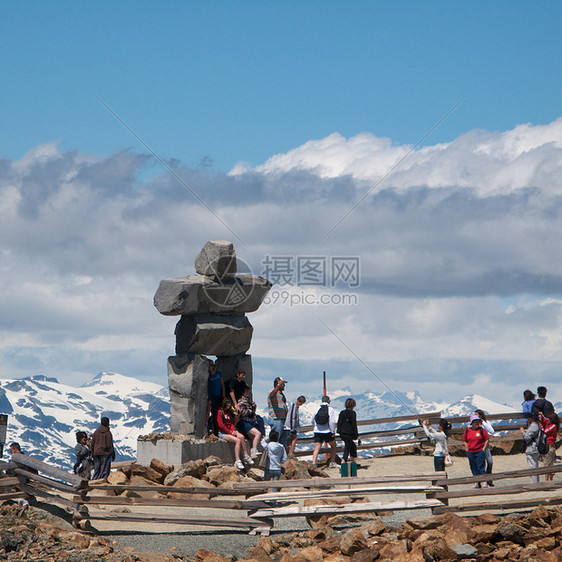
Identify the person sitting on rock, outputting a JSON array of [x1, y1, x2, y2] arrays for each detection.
[[215, 398, 253, 470], [229, 369, 249, 405], [236, 387, 262, 457]]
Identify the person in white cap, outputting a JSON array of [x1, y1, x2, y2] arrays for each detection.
[[462, 414, 489, 488]]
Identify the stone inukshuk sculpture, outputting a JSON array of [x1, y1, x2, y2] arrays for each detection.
[[153, 241, 271, 438]]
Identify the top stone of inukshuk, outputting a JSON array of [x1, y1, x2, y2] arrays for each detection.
[[153, 240, 272, 316]]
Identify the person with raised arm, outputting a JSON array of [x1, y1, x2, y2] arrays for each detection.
[[422, 418, 451, 472]]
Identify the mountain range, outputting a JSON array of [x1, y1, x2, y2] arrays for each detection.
[[0, 371, 549, 471]]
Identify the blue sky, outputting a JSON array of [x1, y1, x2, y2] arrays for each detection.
[[3, 3, 561, 170], [1, 3, 562, 409]]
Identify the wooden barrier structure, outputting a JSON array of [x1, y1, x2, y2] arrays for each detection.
[[0, 408, 558, 537], [294, 410, 529, 459]]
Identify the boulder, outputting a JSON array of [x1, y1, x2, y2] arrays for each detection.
[[195, 240, 237, 279], [340, 528, 369, 556], [175, 314, 253, 356], [283, 458, 312, 480], [167, 474, 214, 499], [149, 458, 173, 480], [205, 466, 246, 486], [164, 459, 207, 485], [129, 463, 164, 484], [129, 475, 161, 498]]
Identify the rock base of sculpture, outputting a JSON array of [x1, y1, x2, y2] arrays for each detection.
[[137, 436, 238, 466]]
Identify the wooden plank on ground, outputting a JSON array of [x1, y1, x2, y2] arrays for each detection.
[[12, 453, 86, 488], [73, 495, 270, 510], [23, 485, 80, 511], [0, 491, 27, 501], [232, 472, 446, 492], [0, 477, 20, 488], [433, 495, 562, 515], [86, 484, 242, 496], [14, 468, 80, 494], [252, 485, 445, 501], [81, 511, 270, 529], [250, 498, 444, 519]]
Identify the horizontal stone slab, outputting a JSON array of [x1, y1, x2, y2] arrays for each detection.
[[175, 314, 253, 356], [154, 274, 271, 315]]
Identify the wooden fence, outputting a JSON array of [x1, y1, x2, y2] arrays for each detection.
[[294, 410, 529, 458], [3, 449, 562, 536]]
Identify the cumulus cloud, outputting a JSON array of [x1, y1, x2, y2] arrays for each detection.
[[1, 121, 562, 403]]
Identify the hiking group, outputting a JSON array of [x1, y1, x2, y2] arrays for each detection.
[[422, 385, 560, 486]]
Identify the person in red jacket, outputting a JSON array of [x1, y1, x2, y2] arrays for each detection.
[[215, 398, 253, 470], [463, 414, 489, 488], [540, 411, 560, 481], [90, 416, 115, 481]]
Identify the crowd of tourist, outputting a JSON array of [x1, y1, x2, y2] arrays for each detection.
[[65, 364, 559, 486]]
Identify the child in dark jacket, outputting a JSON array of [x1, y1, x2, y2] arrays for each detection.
[[337, 398, 359, 463]]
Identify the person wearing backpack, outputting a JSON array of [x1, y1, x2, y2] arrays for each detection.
[[540, 411, 560, 481], [520, 415, 541, 483], [311, 396, 337, 468]]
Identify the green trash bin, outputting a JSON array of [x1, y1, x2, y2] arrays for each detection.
[[340, 462, 349, 477], [350, 462, 358, 477]]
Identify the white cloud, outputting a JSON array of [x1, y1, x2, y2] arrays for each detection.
[[1, 119, 562, 404]]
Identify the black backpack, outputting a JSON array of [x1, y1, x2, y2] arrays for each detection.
[[537, 427, 549, 455], [315, 404, 329, 425]]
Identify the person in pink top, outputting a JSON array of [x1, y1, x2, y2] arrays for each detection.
[[540, 411, 560, 481], [462, 414, 490, 488]]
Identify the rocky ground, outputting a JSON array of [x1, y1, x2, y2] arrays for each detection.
[[2, 452, 561, 561]]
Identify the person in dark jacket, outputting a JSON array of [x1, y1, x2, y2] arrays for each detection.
[[531, 386, 555, 419], [337, 398, 359, 463], [90, 417, 115, 480]]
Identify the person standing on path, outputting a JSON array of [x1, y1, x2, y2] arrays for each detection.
[[520, 415, 541, 483], [540, 411, 560, 481], [267, 377, 289, 446], [261, 430, 287, 493], [311, 396, 338, 468], [337, 398, 360, 464], [463, 414, 489, 488], [73, 431, 93, 479], [532, 386, 555, 419], [474, 409, 496, 486], [422, 418, 451, 472], [91, 416, 115, 481], [285, 395, 306, 457]]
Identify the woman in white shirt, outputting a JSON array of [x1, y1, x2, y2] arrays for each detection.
[[474, 409, 495, 486], [421, 418, 451, 472]]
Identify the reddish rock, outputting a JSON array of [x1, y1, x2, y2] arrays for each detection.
[[150, 458, 173, 479], [130, 462, 164, 483], [340, 528, 369, 556], [283, 458, 312, 480], [196, 548, 230, 561]]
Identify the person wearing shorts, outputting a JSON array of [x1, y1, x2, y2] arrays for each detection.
[[311, 396, 337, 468]]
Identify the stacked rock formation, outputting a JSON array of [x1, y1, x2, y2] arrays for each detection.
[[154, 241, 272, 438]]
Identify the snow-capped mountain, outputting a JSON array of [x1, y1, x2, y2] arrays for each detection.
[[0, 372, 169, 470], [0, 371, 517, 470]]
